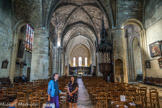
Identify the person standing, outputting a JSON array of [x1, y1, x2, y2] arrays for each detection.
[[47, 73, 62, 108], [67, 76, 79, 108]]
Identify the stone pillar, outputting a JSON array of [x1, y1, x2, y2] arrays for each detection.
[[96, 52, 102, 76], [60, 48, 64, 76], [140, 30, 147, 79], [52, 46, 62, 75], [52, 47, 56, 74], [9, 30, 19, 83], [112, 28, 128, 83], [58, 47, 62, 76], [52, 47, 57, 74], [56, 48, 59, 74], [30, 28, 49, 81]]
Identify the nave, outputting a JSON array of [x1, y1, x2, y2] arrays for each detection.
[[1, 0, 162, 108]]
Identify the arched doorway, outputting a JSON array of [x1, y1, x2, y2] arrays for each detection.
[[9, 23, 34, 82], [133, 38, 143, 81], [123, 20, 145, 82], [115, 59, 124, 82]]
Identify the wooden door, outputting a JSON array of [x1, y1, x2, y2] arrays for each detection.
[[27, 67, 30, 81]]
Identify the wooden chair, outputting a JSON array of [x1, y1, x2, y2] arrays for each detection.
[[90, 89, 98, 105], [21, 84, 28, 93], [7, 87, 16, 101], [27, 89, 33, 104], [31, 92, 40, 108], [39, 90, 48, 107], [149, 88, 157, 92], [17, 92, 26, 108], [112, 101, 125, 108], [112, 91, 120, 101], [150, 91, 160, 108], [98, 92, 107, 107], [0, 89, 7, 102], [16, 86, 22, 92], [59, 93, 67, 108], [140, 87, 147, 107]]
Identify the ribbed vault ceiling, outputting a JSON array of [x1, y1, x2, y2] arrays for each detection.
[[50, 0, 109, 48]]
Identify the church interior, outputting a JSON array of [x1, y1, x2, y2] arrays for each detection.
[[0, 0, 162, 108]]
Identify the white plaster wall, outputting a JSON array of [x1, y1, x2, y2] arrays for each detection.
[[146, 19, 162, 78]]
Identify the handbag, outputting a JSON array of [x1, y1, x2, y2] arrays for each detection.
[[42, 101, 55, 108]]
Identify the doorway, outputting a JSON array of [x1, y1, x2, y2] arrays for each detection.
[[27, 67, 30, 81], [133, 38, 143, 81], [115, 59, 124, 82]]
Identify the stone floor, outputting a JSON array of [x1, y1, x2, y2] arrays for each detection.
[[77, 78, 94, 108], [137, 83, 162, 107], [76, 79, 162, 108]]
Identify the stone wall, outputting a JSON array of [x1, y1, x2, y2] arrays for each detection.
[[14, 51, 32, 77], [117, 0, 143, 27], [70, 45, 91, 67], [0, 0, 13, 78], [145, 0, 162, 78]]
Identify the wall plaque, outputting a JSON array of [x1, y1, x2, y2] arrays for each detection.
[[158, 58, 162, 69], [145, 60, 151, 68], [1, 60, 9, 69]]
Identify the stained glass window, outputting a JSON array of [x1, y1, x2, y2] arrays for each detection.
[[25, 24, 34, 52], [78, 57, 82, 66], [85, 57, 88, 67], [73, 57, 76, 67]]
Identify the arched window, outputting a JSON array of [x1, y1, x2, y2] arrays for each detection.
[[78, 57, 82, 66], [25, 24, 34, 52], [73, 57, 76, 67], [85, 57, 88, 67]]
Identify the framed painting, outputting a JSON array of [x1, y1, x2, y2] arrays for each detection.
[[149, 41, 162, 57], [17, 40, 25, 58], [145, 60, 151, 68], [1, 60, 8, 69], [158, 58, 162, 69], [20, 62, 24, 68]]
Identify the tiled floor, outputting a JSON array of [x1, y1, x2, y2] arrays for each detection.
[[77, 78, 94, 108]]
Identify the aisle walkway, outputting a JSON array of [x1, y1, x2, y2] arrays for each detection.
[[77, 78, 94, 108]]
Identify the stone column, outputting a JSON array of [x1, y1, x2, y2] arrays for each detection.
[[140, 30, 147, 79], [96, 52, 102, 76], [60, 48, 64, 76], [56, 48, 59, 74], [58, 47, 62, 75], [30, 28, 49, 81], [112, 28, 128, 83], [52, 46, 62, 75], [9, 30, 19, 83], [52, 46, 57, 74]]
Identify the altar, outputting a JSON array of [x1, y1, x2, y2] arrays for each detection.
[[69, 66, 91, 76]]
